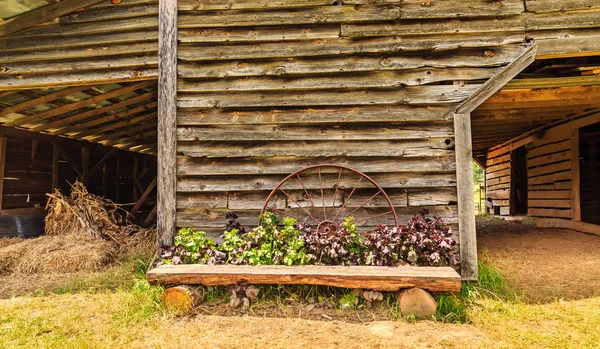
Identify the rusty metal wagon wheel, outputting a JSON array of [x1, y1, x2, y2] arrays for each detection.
[[261, 164, 398, 233]]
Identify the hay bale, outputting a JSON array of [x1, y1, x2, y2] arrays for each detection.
[[0, 238, 23, 249], [0, 235, 115, 275]]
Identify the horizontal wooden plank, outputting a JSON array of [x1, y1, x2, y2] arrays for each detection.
[[179, 24, 340, 43], [177, 34, 526, 62], [528, 182, 572, 191], [408, 187, 457, 206], [177, 123, 453, 141], [532, 29, 600, 59], [528, 171, 571, 185], [486, 168, 509, 180], [526, 10, 600, 31], [177, 85, 481, 108], [176, 156, 457, 176], [177, 105, 450, 125], [177, 172, 456, 192], [528, 199, 572, 209], [528, 208, 573, 219], [528, 190, 572, 200], [60, 3, 158, 24], [525, 0, 600, 14], [146, 264, 462, 293], [344, 0, 524, 17], [177, 46, 528, 78], [178, 0, 333, 11], [177, 139, 454, 158], [527, 150, 570, 168], [485, 161, 510, 174], [527, 140, 571, 159], [342, 17, 525, 37], [487, 190, 509, 200], [527, 160, 571, 178], [0, 55, 157, 76], [178, 67, 502, 92], [176, 192, 228, 209], [175, 205, 459, 228]]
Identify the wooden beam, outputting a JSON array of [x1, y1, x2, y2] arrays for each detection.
[[52, 144, 59, 190], [143, 203, 158, 227], [56, 144, 83, 178], [0, 137, 7, 210], [479, 85, 600, 111], [453, 113, 477, 280], [456, 43, 537, 114], [0, 85, 91, 117], [146, 264, 462, 294], [0, 0, 105, 37], [90, 148, 117, 175], [157, 0, 178, 247], [131, 176, 157, 216]]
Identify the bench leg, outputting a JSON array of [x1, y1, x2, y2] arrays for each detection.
[[163, 285, 204, 311], [398, 288, 437, 319]]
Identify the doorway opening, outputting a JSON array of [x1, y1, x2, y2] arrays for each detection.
[[510, 146, 528, 216]]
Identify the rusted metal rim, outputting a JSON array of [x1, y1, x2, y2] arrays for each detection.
[[260, 164, 399, 229]]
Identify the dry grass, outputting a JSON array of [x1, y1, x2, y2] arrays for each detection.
[[0, 235, 114, 276]]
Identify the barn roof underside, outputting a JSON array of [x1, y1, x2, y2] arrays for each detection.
[[0, 0, 599, 157]]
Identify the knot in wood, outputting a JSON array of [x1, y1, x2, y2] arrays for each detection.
[[491, 1, 502, 8], [111, 0, 122, 4], [484, 50, 495, 58]]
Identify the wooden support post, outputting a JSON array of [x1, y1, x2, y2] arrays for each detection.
[[52, 144, 59, 190], [0, 137, 7, 210], [571, 128, 581, 222], [81, 146, 90, 186], [453, 113, 478, 281], [143, 203, 158, 227], [90, 148, 116, 175], [131, 176, 157, 216], [158, 0, 178, 247]]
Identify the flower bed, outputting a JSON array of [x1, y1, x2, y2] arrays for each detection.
[[159, 209, 457, 269]]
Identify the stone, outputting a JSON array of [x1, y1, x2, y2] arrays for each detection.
[[398, 287, 437, 320]]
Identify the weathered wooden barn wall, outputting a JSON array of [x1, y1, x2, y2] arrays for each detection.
[[485, 112, 600, 221], [0, 128, 157, 215], [173, 0, 535, 236], [0, 0, 159, 90], [484, 146, 511, 215]]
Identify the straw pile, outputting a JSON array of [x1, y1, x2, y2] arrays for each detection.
[[0, 181, 154, 275], [45, 181, 154, 250], [0, 235, 114, 275]]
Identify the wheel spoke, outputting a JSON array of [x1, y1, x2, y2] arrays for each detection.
[[346, 190, 381, 217], [354, 210, 394, 224], [278, 187, 321, 225], [333, 176, 363, 222], [296, 173, 321, 221], [330, 167, 343, 219], [318, 167, 327, 220]]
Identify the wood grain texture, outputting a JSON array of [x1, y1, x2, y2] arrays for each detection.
[[453, 113, 477, 280], [157, 0, 177, 247], [146, 264, 462, 293]]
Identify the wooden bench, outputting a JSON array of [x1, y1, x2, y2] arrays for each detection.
[[146, 264, 461, 293]]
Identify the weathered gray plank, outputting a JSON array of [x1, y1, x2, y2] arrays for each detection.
[[178, 67, 502, 92], [177, 123, 454, 141], [177, 139, 455, 158], [342, 17, 525, 37], [177, 105, 450, 125], [177, 172, 457, 192], [177, 33, 526, 61], [0, 55, 157, 75], [453, 113, 477, 280], [158, 0, 177, 247], [526, 10, 600, 31], [531, 29, 600, 59], [179, 24, 340, 43], [178, 0, 333, 11], [177, 85, 481, 108], [59, 3, 158, 23], [344, 0, 524, 18], [176, 156, 457, 176], [178, 46, 526, 78], [525, 0, 600, 13]]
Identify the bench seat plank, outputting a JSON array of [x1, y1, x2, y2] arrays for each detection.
[[146, 264, 462, 293]]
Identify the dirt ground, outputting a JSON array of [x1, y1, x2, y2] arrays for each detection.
[[477, 217, 600, 303]]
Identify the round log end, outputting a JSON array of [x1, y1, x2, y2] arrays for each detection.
[[163, 285, 204, 311], [398, 287, 437, 320]]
